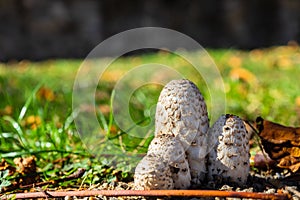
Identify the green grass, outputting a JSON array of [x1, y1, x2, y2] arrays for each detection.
[[1, 45, 300, 191]]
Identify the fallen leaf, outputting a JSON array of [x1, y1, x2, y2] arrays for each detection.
[[276, 55, 292, 69], [14, 156, 37, 175], [229, 68, 257, 84], [296, 96, 300, 108], [37, 87, 55, 101], [99, 104, 111, 116], [13, 156, 40, 186], [256, 117, 300, 148], [256, 117, 300, 172], [290, 147, 300, 157], [249, 49, 263, 62], [0, 105, 13, 116], [228, 56, 242, 68], [23, 115, 42, 130], [277, 155, 300, 172], [0, 159, 16, 175]]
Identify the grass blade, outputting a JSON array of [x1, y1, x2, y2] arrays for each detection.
[[3, 116, 29, 150], [64, 108, 80, 130], [106, 90, 115, 137], [18, 83, 43, 122], [96, 108, 108, 132]]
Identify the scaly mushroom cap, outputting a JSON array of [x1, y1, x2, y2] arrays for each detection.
[[148, 133, 186, 163], [147, 133, 191, 189], [134, 155, 174, 190], [207, 114, 250, 185], [154, 79, 209, 185]]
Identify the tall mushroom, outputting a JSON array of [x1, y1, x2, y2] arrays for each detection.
[[154, 79, 209, 185]]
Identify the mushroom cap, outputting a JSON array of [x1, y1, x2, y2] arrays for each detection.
[[147, 133, 186, 163], [134, 155, 174, 190], [154, 79, 209, 184], [155, 79, 209, 146], [147, 133, 191, 189], [207, 114, 250, 185]]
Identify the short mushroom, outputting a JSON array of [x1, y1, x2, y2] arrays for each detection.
[[134, 133, 191, 189], [134, 155, 174, 190], [207, 114, 250, 185]]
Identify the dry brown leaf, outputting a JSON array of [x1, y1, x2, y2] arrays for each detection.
[[277, 155, 300, 172], [14, 156, 39, 185], [290, 147, 300, 157], [256, 117, 300, 146], [0, 158, 16, 175], [256, 117, 300, 172], [14, 156, 37, 175]]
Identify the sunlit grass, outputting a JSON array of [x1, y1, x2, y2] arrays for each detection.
[[0, 45, 300, 191]]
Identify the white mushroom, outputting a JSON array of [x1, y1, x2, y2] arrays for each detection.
[[148, 133, 191, 189], [134, 133, 191, 189], [207, 114, 250, 185], [134, 79, 251, 189], [155, 79, 209, 185], [134, 155, 174, 190]]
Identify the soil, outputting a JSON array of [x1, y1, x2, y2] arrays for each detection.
[[69, 167, 300, 200]]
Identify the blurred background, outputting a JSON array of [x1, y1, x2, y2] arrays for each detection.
[[1, 0, 300, 61]]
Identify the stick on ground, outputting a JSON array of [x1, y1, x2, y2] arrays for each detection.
[[1, 189, 289, 200]]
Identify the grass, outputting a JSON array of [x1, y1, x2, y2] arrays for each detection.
[[1, 45, 300, 192]]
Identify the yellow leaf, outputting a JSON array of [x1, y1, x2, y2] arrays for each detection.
[[37, 87, 55, 101], [227, 56, 242, 68], [0, 105, 13, 115], [25, 115, 42, 130], [277, 55, 292, 69], [26, 115, 36, 125], [295, 96, 300, 107], [229, 68, 257, 84]]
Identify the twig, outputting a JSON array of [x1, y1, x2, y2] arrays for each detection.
[[285, 186, 300, 199], [244, 119, 272, 169], [1, 189, 289, 200]]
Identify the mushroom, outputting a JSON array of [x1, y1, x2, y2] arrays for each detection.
[[134, 133, 191, 189], [207, 114, 250, 185], [134, 79, 251, 189], [148, 133, 191, 189], [134, 155, 174, 190], [154, 79, 209, 185]]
